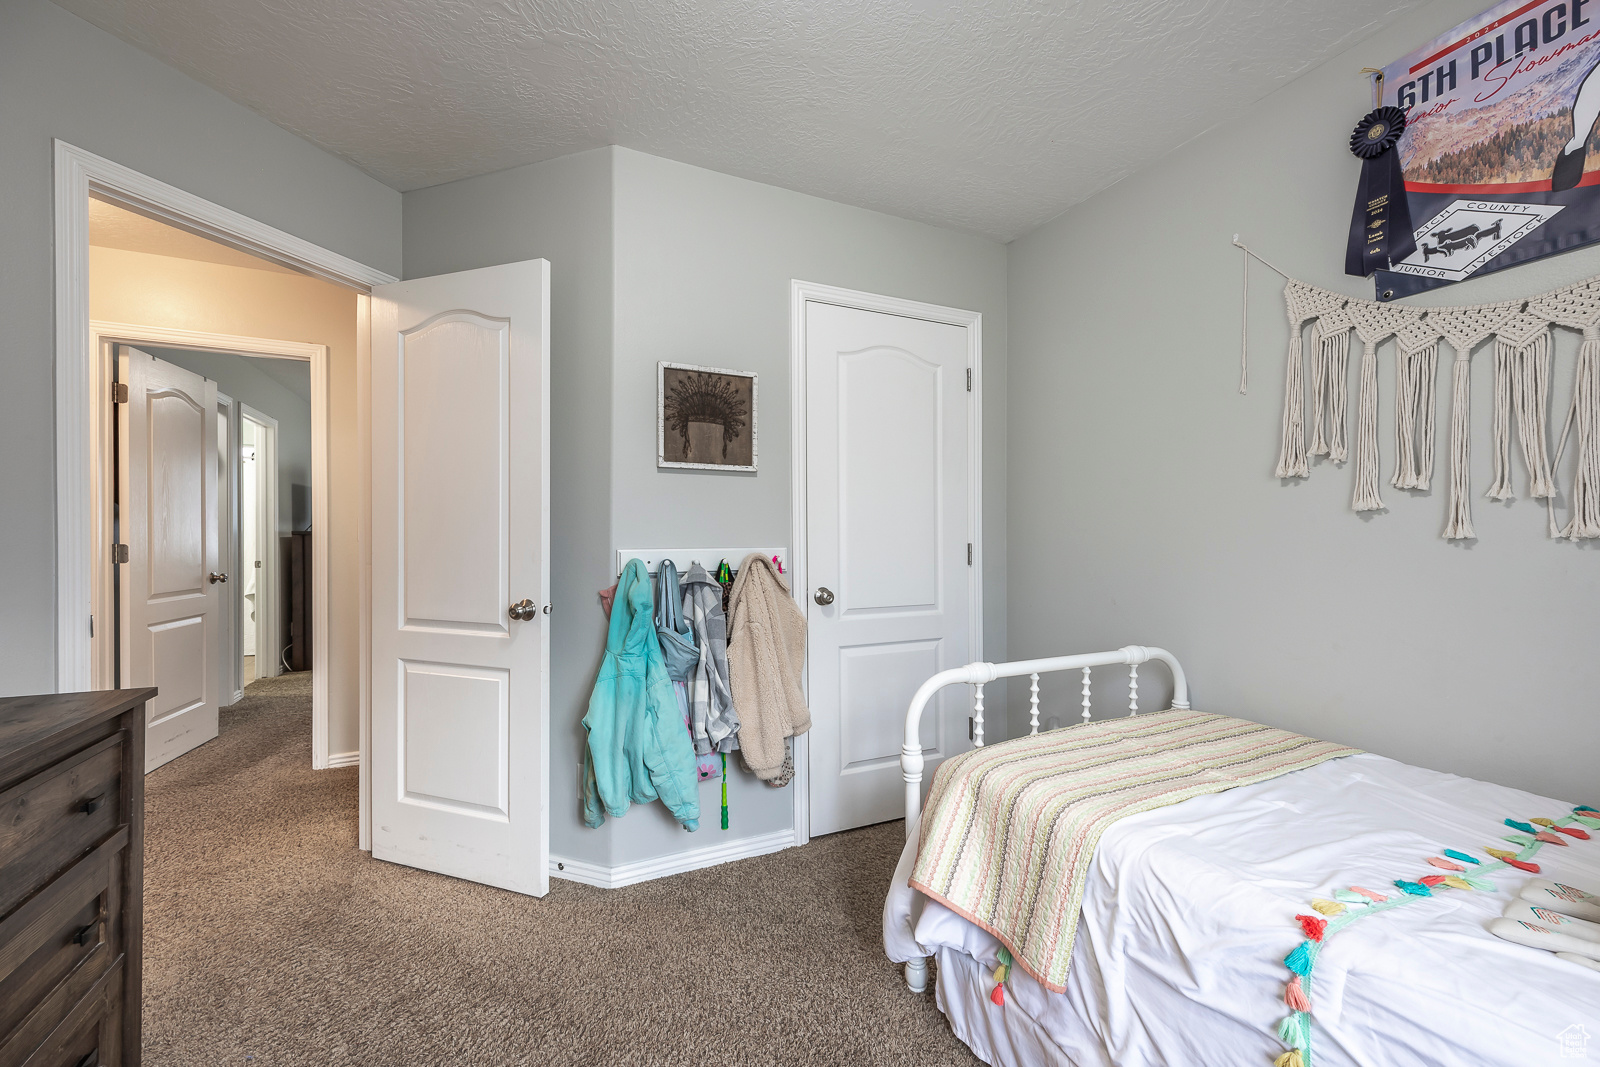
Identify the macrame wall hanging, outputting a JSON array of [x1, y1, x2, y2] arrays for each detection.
[[1235, 238, 1600, 541]]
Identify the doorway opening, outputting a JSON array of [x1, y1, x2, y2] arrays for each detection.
[[54, 140, 395, 842], [239, 409, 275, 690], [85, 199, 341, 772], [120, 350, 296, 704]]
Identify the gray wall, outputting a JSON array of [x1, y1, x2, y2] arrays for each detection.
[[608, 147, 1009, 863], [145, 348, 312, 538], [403, 148, 617, 866], [403, 146, 1009, 868], [1007, 0, 1599, 801], [0, 0, 400, 696]]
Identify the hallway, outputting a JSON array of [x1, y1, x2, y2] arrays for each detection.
[[141, 674, 974, 1066]]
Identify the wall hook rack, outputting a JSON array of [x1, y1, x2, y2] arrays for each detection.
[[616, 547, 788, 578]]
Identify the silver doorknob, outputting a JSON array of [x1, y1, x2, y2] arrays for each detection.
[[814, 587, 834, 605], [509, 599, 538, 621], [209, 572, 228, 584]]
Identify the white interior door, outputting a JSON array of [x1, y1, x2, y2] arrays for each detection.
[[119, 347, 222, 772], [240, 406, 279, 680], [371, 260, 551, 896], [239, 426, 257, 675], [805, 300, 975, 837]]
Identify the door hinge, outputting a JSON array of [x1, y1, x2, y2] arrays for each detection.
[[111, 382, 129, 403], [966, 368, 972, 392], [967, 543, 973, 565], [113, 543, 129, 564], [89, 614, 94, 638]]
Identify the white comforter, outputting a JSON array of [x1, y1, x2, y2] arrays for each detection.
[[885, 752, 1600, 1067]]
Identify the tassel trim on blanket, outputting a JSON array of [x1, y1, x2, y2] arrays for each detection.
[[1237, 240, 1600, 540], [1268, 804, 1598, 1067]]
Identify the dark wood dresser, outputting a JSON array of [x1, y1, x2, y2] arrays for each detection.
[[0, 689, 153, 1067]]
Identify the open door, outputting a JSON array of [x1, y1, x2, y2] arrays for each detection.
[[370, 261, 551, 896], [119, 346, 223, 771]]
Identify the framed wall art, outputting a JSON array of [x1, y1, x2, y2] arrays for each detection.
[[1371, 0, 1600, 298], [657, 362, 757, 471]]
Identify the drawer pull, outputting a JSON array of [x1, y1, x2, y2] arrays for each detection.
[[75, 1053, 97, 1067], [78, 793, 106, 815], [73, 921, 98, 946]]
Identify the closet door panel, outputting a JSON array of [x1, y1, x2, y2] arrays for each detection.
[[805, 301, 974, 838]]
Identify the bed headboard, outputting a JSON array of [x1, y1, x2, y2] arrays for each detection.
[[900, 645, 1189, 836]]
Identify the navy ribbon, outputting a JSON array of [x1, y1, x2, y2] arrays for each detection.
[[1346, 107, 1417, 277]]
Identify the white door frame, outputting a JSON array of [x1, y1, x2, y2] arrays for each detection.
[[788, 280, 983, 848], [90, 325, 330, 760], [56, 141, 395, 818], [216, 391, 240, 704], [239, 404, 281, 685]]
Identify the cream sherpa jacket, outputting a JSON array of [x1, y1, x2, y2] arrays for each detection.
[[726, 553, 809, 782]]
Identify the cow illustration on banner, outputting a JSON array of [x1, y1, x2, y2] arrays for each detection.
[[1374, 0, 1600, 298]]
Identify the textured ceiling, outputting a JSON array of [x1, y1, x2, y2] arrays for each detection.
[[57, 0, 1426, 240], [89, 198, 301, 274]]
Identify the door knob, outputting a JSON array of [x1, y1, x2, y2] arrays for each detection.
[[814, 587, 834, 605], [209, 572, 228, 584], [509, 599, 537, 621]]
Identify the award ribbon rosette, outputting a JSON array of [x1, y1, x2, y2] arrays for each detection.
[[1346, 106, 1416, 278]]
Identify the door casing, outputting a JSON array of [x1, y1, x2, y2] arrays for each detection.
[[216, 391, 239, 705], [89, 323, 333, 762], [57, 143, 393, 847], [239, 404, 280, 685], [788, 280, 983, 848]]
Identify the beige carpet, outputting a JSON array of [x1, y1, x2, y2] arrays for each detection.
[[143, 672, 978, 1065]]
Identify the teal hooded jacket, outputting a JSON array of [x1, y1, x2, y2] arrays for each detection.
[[581, 558, 700, 830]]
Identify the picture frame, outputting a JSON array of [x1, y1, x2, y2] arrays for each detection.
[[657, 361, 758, 471]]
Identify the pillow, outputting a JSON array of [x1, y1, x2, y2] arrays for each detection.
[[1519, 879, 1600, 922], [1488, 916, 1600, 962], [1503, 900, 1600, 944]]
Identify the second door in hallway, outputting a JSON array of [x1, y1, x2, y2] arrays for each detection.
[[119, 347, 223, 771]]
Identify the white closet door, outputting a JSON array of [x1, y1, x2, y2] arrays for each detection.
[[805, 301, 974, 837], [120, 347, 222, 771], [370, 260, 551, 896]]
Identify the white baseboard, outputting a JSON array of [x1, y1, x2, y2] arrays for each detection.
[[325, 750, 360, 769], [550, 828, 795, 889]]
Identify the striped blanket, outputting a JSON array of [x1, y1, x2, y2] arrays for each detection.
[[909, 709, 1358, 991]]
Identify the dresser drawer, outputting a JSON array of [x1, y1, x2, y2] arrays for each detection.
[[0, 831, 126, 1067], [0, 737, 123, 919], [9, 956, 124, 1067]]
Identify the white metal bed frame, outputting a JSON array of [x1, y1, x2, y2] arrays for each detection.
[[897, 645, 1189, 992]]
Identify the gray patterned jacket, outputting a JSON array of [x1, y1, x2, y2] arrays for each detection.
[[681, 563, 740, 755]]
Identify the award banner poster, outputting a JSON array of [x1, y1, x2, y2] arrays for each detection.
[[1374, 0, 1600, 298]]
